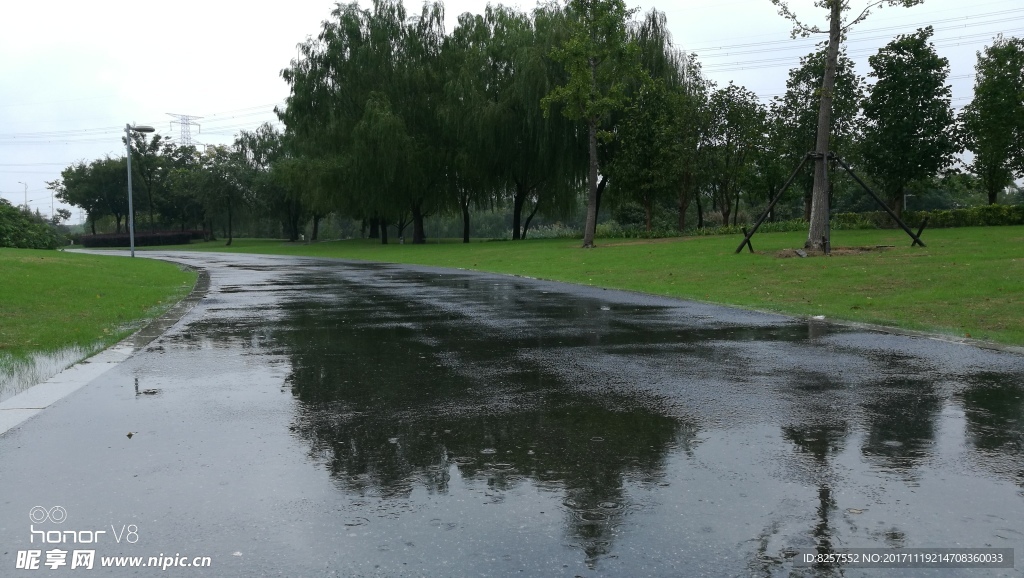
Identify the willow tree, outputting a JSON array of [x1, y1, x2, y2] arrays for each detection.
[[279, 1, 450, 243], [278, 2, 374, 227], [771, 0, 924, 250], [349, 92, 415, 244], [447, 4, 583, 241], [610, 9, 707, 232], [395, 1, 450, 243], [544, 0, 641, 248]]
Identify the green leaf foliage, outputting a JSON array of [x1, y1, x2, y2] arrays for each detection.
[[0, 199, 62, 249], [962, 35, 1024, 204], [860, 26, 960, 215]]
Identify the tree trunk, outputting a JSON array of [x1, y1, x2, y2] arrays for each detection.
[[522, 200, 541, 240], [412, 203, 426, 244], [226, 199, 233, 247], [890, 187, 904, 220], [733, 188, 741, 226], [595, 175, 607, 228], [90, 216, 96, 235], [311, 214, 321, 241], [645, 198, 653, 232], [806, 0, 842, 250], [368, 217, 380, 239], [677, 188, 690, 231], [380, 221, 388, 245], [719, 184, 731, 226], [696, 193, 704, 229], [582, 115, 600, 248], [461, 200, 471, 243], [511, 182, 526, 240], [115, 215, 123, 234]]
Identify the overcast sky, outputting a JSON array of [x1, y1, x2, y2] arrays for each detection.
[[2, 0, 1020, 221]]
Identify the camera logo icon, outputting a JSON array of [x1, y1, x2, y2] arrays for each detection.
[[29, 506, 67, 524]]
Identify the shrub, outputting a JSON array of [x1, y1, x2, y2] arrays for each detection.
[[0, 200, 62, 249]]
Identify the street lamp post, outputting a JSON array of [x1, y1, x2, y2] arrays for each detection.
[[125, 124, 155, 257], [17, 181, 27, 211]]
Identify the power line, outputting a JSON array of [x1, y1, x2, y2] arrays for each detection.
[[703, 27, 1024, 72], [690, 7, 1024, 54], [0, 103, 284, 142], [698, 14, 1024, 59]]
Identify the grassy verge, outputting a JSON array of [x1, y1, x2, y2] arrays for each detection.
[[157, 226, 1024, 345], [0, 249, 197, 362]]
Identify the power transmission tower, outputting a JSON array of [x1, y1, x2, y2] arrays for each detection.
[[167, 113, 202, 146]]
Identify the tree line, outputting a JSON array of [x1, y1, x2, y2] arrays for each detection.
[[51, 0, 1024, 246]]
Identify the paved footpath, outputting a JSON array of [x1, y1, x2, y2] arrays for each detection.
[[2, 251, 1022, 577]]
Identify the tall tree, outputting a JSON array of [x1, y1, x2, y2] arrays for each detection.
[[703, 84, 766, 227], [771, 47, 864, 220], [607, 80, 681, 231], [962, 35, 1024, 204], [605, 9, 707, 233], [543, 0, 641, 248], [446, 4, 583, 241], [162, 145, 208, 234], [198, 145, 247, 246], [675, 54, 711, 230], [771, 0, 924, 250], [127, 132, 173, 231], [279, 0, 451, 244], [51, 157, 129, 234], [236, 123, 308, 241], [860, 27, 959, 217]]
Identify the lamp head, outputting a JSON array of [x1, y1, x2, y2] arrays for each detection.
[[130, 125, 155, 133]]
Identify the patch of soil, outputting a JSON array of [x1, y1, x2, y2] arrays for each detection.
[[776, 245, 895, 258]]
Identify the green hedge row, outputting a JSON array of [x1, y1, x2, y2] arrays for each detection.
[[592, 205, 1023, 240], [834, 205, 1024, 230], [81, 231, 194, 248]]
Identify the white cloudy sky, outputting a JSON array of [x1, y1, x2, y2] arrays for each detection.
[[1, 0, 1020, 220]]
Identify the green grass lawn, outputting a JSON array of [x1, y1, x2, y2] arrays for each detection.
[[158, 226, 1024, 346], [0, 249, 197, 362]]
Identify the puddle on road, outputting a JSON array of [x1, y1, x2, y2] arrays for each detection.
[[174, 261, 1024, 575]]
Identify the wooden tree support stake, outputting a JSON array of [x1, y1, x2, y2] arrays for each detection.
[[914, 217, 929, 246], [740, 228, 754, 253], [829, 154, 926, 248], [735, 153, 811, 254]]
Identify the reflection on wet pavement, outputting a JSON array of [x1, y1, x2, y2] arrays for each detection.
[[3, 251, 1023, 576]]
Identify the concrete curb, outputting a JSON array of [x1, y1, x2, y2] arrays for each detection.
[[0, 267, 210, 436]]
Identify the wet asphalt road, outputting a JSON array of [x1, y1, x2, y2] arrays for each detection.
[[2, 251, 1023, 577]]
